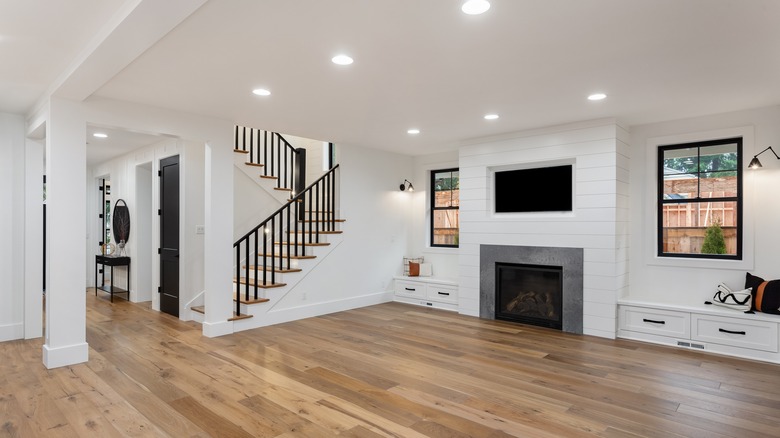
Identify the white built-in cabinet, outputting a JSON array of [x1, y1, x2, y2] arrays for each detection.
[[618, 300, 780, 364], [393, 277, 458, 311]]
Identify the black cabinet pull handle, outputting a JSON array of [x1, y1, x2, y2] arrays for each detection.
[[437, 292, 450, 296], [643, 318, 665, 324], [719, 328, 746, 335], [405, 287, 415, 291]]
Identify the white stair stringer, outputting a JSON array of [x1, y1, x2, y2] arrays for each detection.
[[231, 232, 352, 333], [233, 151, 292, 204], [185, 290, 205, 322]]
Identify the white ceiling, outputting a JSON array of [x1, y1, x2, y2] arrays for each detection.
[[4, 0, 780, 160]]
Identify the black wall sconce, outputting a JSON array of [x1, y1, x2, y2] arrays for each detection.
[[399, 179, 414, 191], [748, 146, 780, 169]]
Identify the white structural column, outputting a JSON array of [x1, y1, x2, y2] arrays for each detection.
[[203, 138, 234, 337], [24, 138, 44, 339], [42, 98, 88, 368]]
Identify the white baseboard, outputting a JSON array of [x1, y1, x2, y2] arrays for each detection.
[[202, 320, 233, 338], [0, 322, 24, 342], [233, 291, 394, 332], [42, 342, 89, 369]]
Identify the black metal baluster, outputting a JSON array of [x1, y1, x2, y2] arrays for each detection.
[[270, 134, 275, 180], [270, 218, 275, 285], [263, 130, 268, 175], [262, 223, 267, 286], [253, 230, 258, 300], [249, 128, 254, 164], [286, 205, 291, 268], [235, 244, 241, 316], [284, 141, 288, 189], [330, 171, 336, 230], [244, 234, 250, 303]]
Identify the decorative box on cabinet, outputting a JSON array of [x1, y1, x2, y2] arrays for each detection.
[[618, 300, 780, 364], [394, 277, 458, 311]]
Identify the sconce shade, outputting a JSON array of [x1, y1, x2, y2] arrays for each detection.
[[400, 179, 414, 191], [749, 146, 780, 169]]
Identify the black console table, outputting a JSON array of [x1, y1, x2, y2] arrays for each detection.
[[95, 255, 131, 302]]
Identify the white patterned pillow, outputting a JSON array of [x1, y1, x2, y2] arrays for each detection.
[[711, 283, 752, 312]]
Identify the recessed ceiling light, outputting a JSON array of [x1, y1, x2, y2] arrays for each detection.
[[252, 88, 271, 96], [331, 54, 354, 65], [407, 129, 420, 135], [587, 93, 607, 101], [462, 0, 490, 15], [93, 133, 108, 138], [484, 114, 499, 120]]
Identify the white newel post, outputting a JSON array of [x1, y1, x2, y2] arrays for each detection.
[[42, 98, 89, 368], [203, 138, 234, 337]]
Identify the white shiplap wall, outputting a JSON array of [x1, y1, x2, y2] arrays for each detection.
[[458, 119, 629, 339]]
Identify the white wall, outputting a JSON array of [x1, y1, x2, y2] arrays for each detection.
[[267, 143, 412, 312], [628, 105, 780, 306], [0, 113, 26, 341], [406, 150, 460, 279], [458, 119, 630, 339], [181, 139, 206, 317], [283, 134, 328, 185], [134, 163, 153, 302], [233, 170, 281, 241]]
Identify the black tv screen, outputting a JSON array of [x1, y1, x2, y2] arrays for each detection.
[[495, 165, 573, 213]]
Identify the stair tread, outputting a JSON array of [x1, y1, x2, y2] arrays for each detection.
[[274, 187, 292, 192], [229, 313, 254, 321], [191, 305, 253, 321], [232, 292, 270, 304], [233, 277, 287, 288], [287, 230, 343, 235], [274, 241, 330, 247], [233, 149, 249, 154], [259, 175, 278, 180], [244, 162, 264, 167], [242, 265, 303, 273], [258, 253, 317, 260]]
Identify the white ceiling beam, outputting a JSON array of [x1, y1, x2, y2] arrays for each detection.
[[32, 0, 206, 115]]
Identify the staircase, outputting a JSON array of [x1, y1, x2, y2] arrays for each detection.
[[191, 127, 343, 327]]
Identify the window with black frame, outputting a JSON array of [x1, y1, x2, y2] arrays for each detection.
[[431, 168, 459, 248], [658, 137, 742, 259]]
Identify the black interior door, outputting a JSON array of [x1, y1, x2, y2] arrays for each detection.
[[160, 155, 180, 317]]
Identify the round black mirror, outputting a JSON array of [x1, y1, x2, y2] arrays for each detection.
[[112, 199, 130, 254]]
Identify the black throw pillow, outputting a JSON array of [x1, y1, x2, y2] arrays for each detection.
[[745, 272, 780, 315]]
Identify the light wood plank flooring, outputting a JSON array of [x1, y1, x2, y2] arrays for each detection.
[[2, 290, 780, 437]]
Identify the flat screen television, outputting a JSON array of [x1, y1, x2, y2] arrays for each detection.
[[494, 165, 573, 213]]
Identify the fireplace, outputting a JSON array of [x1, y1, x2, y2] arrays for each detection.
[[480, 244, 583, 334], [495, 263, 562, 330]]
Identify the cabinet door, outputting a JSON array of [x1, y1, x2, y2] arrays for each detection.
[[619, 306, 690, 338], [427, 285, 457, 304], [691, 314, 778, 352], [395, 280, 426, 299]]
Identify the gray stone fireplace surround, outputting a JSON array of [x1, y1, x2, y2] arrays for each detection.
[[480, 244, 584, 334]]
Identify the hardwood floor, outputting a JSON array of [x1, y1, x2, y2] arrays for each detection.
[[2, 290, 780, 437]]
